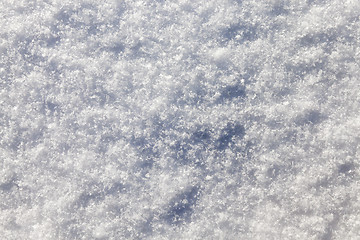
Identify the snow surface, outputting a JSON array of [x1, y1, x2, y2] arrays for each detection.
[[1, 0, 360, 239]]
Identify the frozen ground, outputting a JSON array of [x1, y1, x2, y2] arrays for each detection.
[[1, 0, 360, 239]]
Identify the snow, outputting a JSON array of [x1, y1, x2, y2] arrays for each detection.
[[1, 0, 360, 239]]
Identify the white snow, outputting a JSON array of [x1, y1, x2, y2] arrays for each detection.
[[1, 0, 360, 239]]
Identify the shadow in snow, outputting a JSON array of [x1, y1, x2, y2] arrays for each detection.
[[295, 110, 325, 126], [217, 84, 246, 103], [163, 186, 201, 225], [191, 129, 211, 144], [75, 182, 125, 209], [338, 162, 355, 177], [299, 32, 337, 47], [0, 177, 19, 192], [216, 122, 245, 151], [222, 24, 258, 44]]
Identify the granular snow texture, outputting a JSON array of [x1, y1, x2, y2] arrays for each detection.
[[1, 0, 360, 239]]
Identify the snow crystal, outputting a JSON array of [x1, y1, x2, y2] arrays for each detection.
[[1, 0, 360, 239]]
